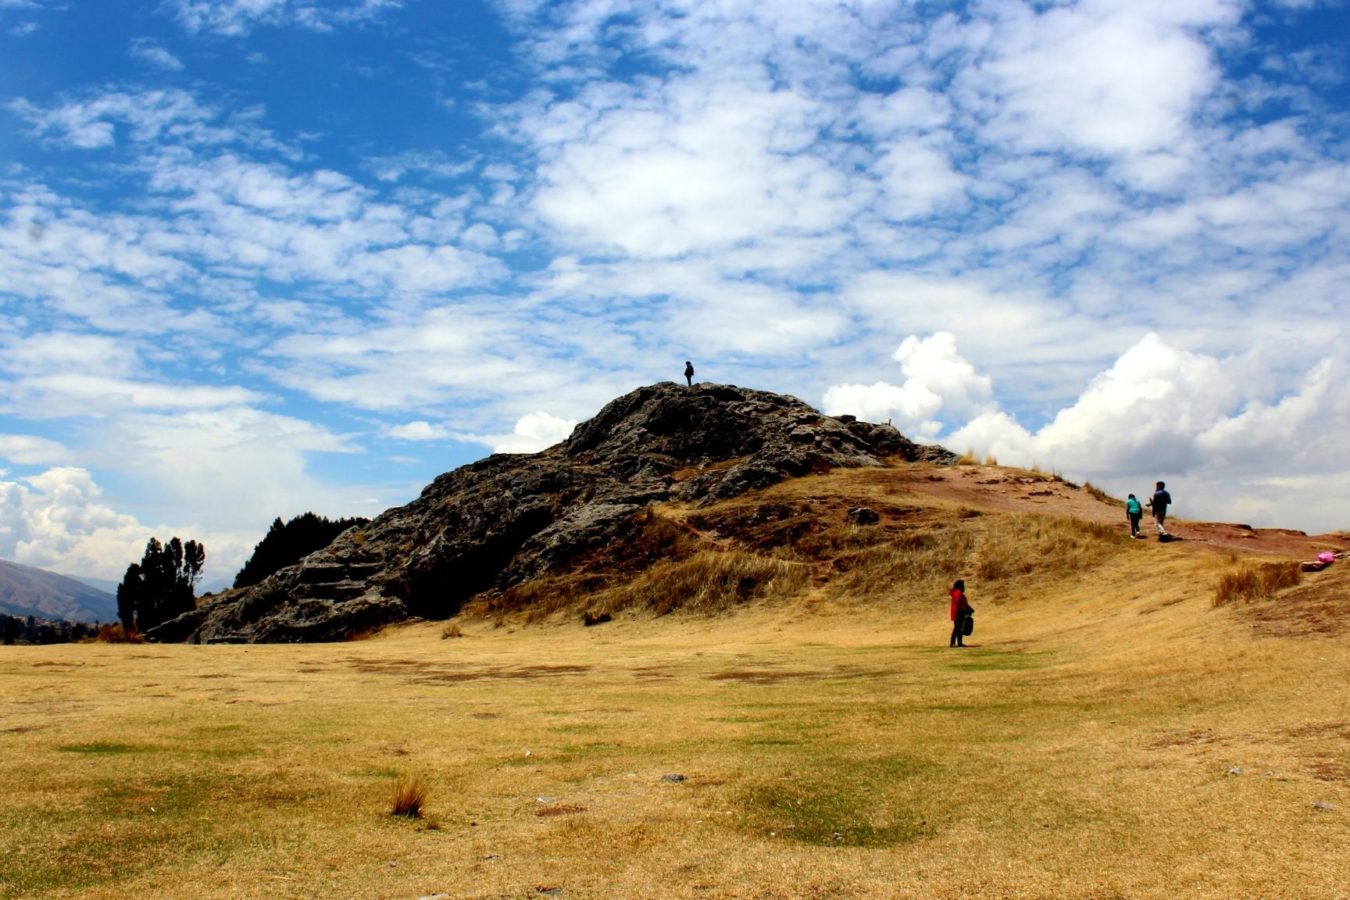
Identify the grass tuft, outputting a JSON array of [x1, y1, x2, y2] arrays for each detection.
[[1212, 561, 1302, 608], [391, 774, 428, 819], [605, 551, 810, 616]]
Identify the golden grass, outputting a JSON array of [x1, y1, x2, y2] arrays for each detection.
[[390, 774, 428, 818], [1, 465, 1345, 898], [1212, 560, 1303, 608]]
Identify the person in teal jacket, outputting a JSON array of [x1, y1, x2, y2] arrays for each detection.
[[1125, 493, 1144, 538]]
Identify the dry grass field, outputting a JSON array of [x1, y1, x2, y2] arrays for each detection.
[[2, 464, 1347, 898]]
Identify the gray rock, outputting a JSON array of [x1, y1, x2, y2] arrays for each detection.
[[147, 383, 954, 643], [847, 507, 881, 526]]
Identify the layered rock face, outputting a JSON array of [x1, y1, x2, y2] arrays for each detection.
[[150, 382, 953, 643]]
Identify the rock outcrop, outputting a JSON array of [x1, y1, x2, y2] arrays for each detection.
[[149, 382, 954, 643]]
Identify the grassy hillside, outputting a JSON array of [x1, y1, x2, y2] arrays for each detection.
[[0, 462, 1345, 898]]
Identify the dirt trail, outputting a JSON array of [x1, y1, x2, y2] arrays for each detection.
[[897, 464, 1347, 558]]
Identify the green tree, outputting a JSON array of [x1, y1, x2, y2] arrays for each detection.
[[233, 512, 368, 588], [117, 537, 206, 632]]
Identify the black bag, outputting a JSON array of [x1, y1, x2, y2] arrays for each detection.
[[962, 608, 974, 636]]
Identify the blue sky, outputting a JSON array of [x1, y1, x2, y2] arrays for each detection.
[[1, 0, 1347, 589]]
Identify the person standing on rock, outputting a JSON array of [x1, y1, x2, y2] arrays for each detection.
[[949, 579, 971, 648], [684, 360, 694, 387], [1148, 481, 1172, 538], [1125, 493, 1144, 539]]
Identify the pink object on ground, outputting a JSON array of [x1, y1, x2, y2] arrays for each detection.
[[1317, 551, 1335, 564]]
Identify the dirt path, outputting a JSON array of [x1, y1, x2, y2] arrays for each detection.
[[896, 464, 1347, 558]]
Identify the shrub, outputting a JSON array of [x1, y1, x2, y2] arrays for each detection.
[[391, 774, 428, 818], [95, 623, 143, 644]]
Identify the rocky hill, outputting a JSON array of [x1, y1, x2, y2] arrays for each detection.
[[0, 559, 117, 623], [150, 382, 954, 643]]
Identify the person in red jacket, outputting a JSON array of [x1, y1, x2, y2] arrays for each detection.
[[950, 579, 971, 648]]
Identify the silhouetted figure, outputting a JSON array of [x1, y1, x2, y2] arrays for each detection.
[[684, 360, 694, 387]]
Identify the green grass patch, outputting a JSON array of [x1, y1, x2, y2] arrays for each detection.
[[737, 756, 932, 847], [56, 741, 151, 755]]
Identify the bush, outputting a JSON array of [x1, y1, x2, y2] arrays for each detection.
[[95, 623, 143, 644]]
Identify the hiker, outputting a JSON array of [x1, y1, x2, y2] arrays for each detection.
[[1125, 493, 1144, 538], [949, 579, 972, 648], [684, 360, 694, 387], [1148, 481, 1172, 537]]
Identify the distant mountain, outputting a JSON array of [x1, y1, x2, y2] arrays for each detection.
[[72, 575, 121, 596], [0, 560, 118, 623]]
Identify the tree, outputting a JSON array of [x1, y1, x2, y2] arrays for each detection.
[[233, 512, 369, 588], [116, 537, 206, 633]]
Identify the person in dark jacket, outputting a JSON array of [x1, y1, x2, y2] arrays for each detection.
[[684, 360, 694, 387], [949, 579, 971, 648], [1148, 481, 1172, 537]]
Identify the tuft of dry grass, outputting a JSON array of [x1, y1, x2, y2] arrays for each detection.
[[974, 513, 1121, 583], [1083, 481, 1121, 505], [983, 453, 999, 466], [1212, 560, 1303, 608], [440, 623, 463, 639], [825, 525, 975, 602], [390, 774, 428, 818], [957, 449, 979, 465], [603, 550, 810, 616]]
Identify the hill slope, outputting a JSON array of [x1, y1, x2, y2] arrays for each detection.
[[151, 382, 952, 642], [0, 559, 117, 622]]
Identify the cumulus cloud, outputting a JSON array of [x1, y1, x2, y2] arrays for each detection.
[[938, 333, 1349, 533], [462, 411, 578, 454], [387, 420, 450, 441], [0, 467, 152, 580], [823, 332, 993, 437]]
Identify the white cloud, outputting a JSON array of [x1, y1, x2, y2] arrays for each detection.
[[822, 331, 991, 437], [129, 38, 184, 71], [962, 0, 1240, 162], [387, 420, 449, 441], [0, 434, 70, 466], [168, 0, 400, 36], [940, 333, 1350, 533], [462, 411, 578, 454], [0, 467, 150, 581], [523, 79, 854, 258]]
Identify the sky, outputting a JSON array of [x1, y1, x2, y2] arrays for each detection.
[[0, 0, 1347, 591]]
